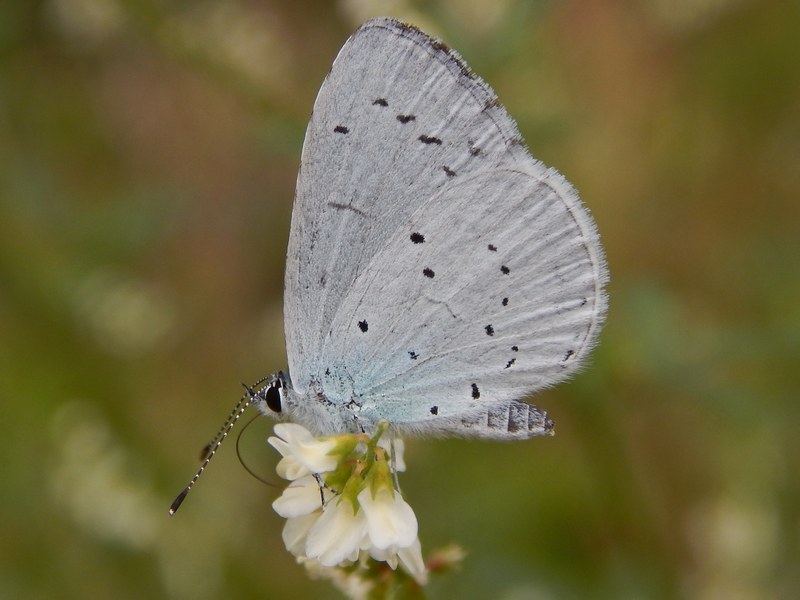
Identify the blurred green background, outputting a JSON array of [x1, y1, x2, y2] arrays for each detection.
[[2, 0, 798, 598]]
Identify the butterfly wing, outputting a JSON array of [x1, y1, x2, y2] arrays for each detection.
[[286, 18, 529, 388], [285, 18, 607, 438]]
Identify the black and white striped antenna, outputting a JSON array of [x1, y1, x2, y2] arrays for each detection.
[[168, 379, 267, 515]]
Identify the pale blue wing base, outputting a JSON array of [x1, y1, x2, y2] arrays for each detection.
[[277, 372, 555, 440]]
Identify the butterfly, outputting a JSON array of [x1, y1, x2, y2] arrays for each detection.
[[254, 17, 608, 441], [169, 17, 608, 516]]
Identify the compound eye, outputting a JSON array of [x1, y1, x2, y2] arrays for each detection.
[[265, 384, 282, 413]]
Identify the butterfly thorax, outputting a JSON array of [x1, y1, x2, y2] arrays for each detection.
[[254, 370, 367, 436]]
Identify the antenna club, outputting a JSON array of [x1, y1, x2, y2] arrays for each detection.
[[169, 487, 190, 515]]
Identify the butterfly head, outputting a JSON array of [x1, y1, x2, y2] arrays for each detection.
[[252, 371, 289, 415]]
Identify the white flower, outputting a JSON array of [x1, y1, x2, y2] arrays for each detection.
[[357, 486, 417, 550], [358, 485, 426, 584], [366, 538, 427, 585], [268, 423, 427, 585], [268, 423, 337, 480], [305, 498, 367, 566], [377, 437, 406, 472], [396, 538, 427, 585], [282, 511, 320, 557], [272, 474, 326, 519]]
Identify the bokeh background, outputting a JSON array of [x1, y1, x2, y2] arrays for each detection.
[[2, 0, 798, 598]]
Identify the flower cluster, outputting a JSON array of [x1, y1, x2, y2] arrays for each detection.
[[268, 422, 426, 586]]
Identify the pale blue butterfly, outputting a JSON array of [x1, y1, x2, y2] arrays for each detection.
[[264, 17, 608, 439], [171, 17, 607, 514]]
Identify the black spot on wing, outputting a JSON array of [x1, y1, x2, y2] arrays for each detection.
[[423, 268, 435, 278], [501, 265, 510, 275], [419, 134, 442, 145], [488, 244, 497, 251], [443, 165, 456, 177], [397, 114, 416, 123], [485, 324, 494, 336], [430, 406, 438, 415], [471, 383, 480, 399], [511, 345, 519, 352], [334, 125, 349, 134], [358, 320, 368, 332], [502, 297, 509, 306], [410, 232, 425, 244], [372, 98, 388, 106], [505, 358, 516, 369], [408, 351, 418, 360]]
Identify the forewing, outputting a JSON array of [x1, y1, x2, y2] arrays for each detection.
[[284, 18, 536, 391]]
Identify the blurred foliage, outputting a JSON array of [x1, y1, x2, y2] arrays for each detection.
[[1, 0, 798, 598]]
